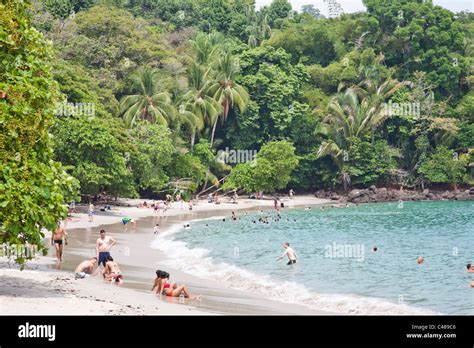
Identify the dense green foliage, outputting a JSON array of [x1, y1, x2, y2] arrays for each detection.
[[1, 0, 79, 265], [3, 0, 472, 245]]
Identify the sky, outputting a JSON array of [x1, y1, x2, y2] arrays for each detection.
[[255, 0, 473, 16]]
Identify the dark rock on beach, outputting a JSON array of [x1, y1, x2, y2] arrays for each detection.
[[315, 186, 474, 204]]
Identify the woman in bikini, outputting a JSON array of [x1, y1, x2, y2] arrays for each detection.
[[158, 272, 200, 300]]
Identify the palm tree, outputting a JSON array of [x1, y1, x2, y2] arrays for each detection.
[[208, 52, 249, 145], [316, 80, 403, 191], [120, 68, 175, 128], [180, 63, 222, 148], [245, 6, 271, 48], [190, 32, 223, 66]]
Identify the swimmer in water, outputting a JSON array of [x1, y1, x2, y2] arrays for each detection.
[[466, 264, 474, 273], [277, 242, 297, 265], [417, 256, 424, 264]]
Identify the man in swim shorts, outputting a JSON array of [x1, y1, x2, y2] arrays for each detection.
[[96, 229, 117, 267], [74, 257, 98, 279], [51, 222, 68, 266], [277, 242, 297, 265]]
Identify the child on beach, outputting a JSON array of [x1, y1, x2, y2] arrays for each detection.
[[103, 256, 123, 285], [153, 224, 159, 234]]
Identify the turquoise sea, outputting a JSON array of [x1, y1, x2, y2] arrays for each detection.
[[152, 201, 474, 314]]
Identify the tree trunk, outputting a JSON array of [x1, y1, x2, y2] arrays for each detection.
[[190, 134, 195, 151], [210, 117, 218, 146]]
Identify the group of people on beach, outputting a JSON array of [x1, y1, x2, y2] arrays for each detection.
[[73, 229, 123, 284]]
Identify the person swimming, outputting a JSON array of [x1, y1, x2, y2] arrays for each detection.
[[466, 264, 474, 273], [277, 242, 297, 265]]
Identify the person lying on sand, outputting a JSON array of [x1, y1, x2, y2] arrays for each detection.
[[74, 257, 98, 279], [159, 272, 200, 300], [466, 264, 474, 273], [103, 256, 123, 285]]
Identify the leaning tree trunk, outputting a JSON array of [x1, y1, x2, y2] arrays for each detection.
[[210, 117, 218, 146]]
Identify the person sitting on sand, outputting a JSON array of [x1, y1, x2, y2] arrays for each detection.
[[51, 221, 68, 266], [103, 256, 123, 285], [277, 242, 297, 265], [96, 229, 117, 267], [151, 270, 164, 292], [74, 257, 98, 279], [159, 272, 200, 300], [466, 264, 474, 273]]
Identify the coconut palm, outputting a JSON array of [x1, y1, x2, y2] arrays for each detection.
[[180, 63, 222, 148], [208, 52, 249, 145], [245, 6, 271, 48], [190, 32, 223, 66], [316, 82, 403, 191], [120, 68, 175, 128]]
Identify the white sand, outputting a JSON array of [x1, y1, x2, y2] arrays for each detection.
[[1, 195, 331, 315], [65, 195, 329, 230], [0, 258, 208, 315]]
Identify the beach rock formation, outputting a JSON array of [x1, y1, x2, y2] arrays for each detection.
[[315, 187, 474, 203]]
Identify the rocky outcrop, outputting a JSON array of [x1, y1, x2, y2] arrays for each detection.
[[315, 187, 474, 203]]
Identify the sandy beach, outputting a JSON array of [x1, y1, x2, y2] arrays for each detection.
[[1, 195, 332, 315]]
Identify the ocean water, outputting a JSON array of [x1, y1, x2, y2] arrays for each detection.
[[151, 201, 474, 315]]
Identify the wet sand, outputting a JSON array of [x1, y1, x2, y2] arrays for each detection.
[[1, 196, 333, 315]]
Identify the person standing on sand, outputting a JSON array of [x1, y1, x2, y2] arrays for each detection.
[[153, 224, 159, 234], [277, 242, 297, 265], [289, 189, 294, 199], [88, 202, 94, 222], [103, 255, 123, 285], [96, 229, 117, 267], [51, 222, 68, 266], [273, 195, 279, 210], [74, 257, 98, 279]]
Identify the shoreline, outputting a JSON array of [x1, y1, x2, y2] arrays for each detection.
[[316, 186, 474, 204], [1, 195, 333, 315]]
